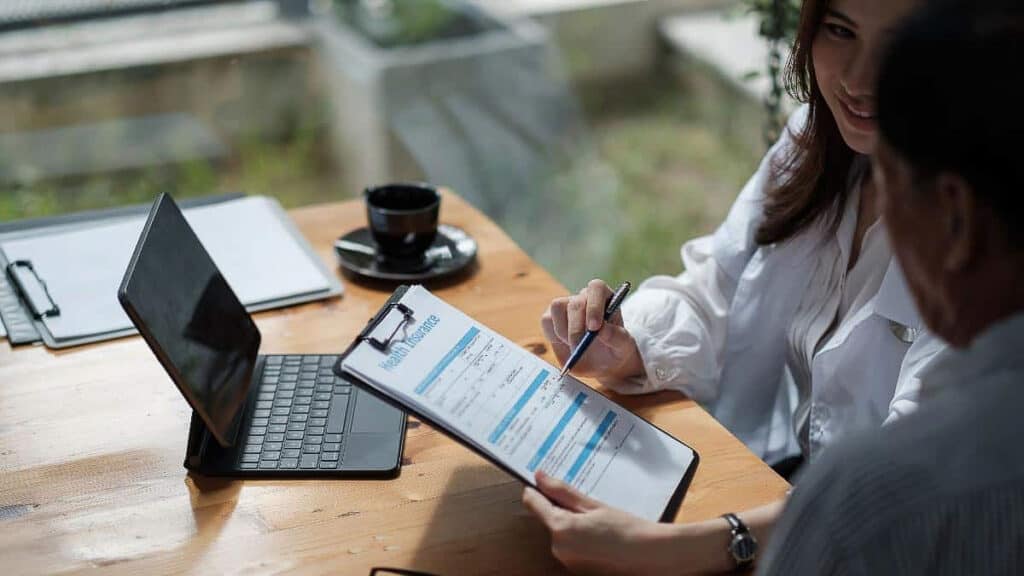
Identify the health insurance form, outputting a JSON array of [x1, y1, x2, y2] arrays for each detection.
[[341, 286, 697, 521]]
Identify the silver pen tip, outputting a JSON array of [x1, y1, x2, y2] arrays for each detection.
[[557, 366, 569, 380]]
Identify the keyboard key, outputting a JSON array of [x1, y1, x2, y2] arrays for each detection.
[[241, 453, 260, 463], [325, 434, 342, 444], [295, 395, 312, 406], [293, 405, 310, 414], [267, 356, 283, 365], [283, 366, 300, 374], [251, 417, 269, 427], [316, 384, 333, 393], [319, 460, 338, 469], [240, 462, 258, 470], [264, 442, 283, 452], [300, 454, 319, 468], [243, 444, 262, 454], [296, 389, 314, 398], [268, 426, 286, 435], [282, 448, 300, 458], [302, 355, 319, 365], [262, 451, 281, 461], [253, 409, 271, 418], [307, 426, 325, 436], [327, 395, 349, 434], [302, 444, 321, 453], [310, 409, 328, 418], [321, 451, 340, 462], [320, 356, 336, 366], [324, 442, 341, 452], [305, 435, 323, 445], [314, 392, 331, 402], [279, 458, 299, 469], [271, 407, 290, 416], [313, 400, 330, 410], [249, 427, 267, 436], [269, 415, 288, 425], [287, 422, 306, 431], [285, 431, 304, 440], [284, 440, 302, 449], [259, 460, 278, 469], [257, 393, 274, 401], [289, 414, 309, 423], [309, 417, 327, 427]]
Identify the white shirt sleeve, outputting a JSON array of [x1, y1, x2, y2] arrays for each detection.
[[884, 330, 948, 424], [602, 106, 808, 401]]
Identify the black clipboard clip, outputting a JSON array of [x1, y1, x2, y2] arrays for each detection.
[[359, 301, 415, 352], [6, 259, 60, 319]]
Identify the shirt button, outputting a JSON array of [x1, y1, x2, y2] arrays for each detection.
[[655, 367, 668, 381]]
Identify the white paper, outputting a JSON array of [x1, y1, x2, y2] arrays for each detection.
[[1, 196, 332, 341], [343, 286, 695, 521]]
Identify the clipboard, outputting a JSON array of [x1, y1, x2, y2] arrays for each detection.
[[0, 193, 343, 349], [334, 285, 699, 523]]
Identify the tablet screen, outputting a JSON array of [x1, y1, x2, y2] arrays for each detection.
[[119, 194, 260, 447]]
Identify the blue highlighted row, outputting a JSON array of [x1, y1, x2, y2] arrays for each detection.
[[528, 392, 587, 471], [414, 327, 480, 395], [489, 369, 549, 444], [564, 410, 617, 484]]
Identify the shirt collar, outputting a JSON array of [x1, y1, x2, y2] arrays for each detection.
[[921, 311, 1024, 394], [871, 258, 923, 329]]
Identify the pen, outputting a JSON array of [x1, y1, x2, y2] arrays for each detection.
[[558, 281, 631, 380]]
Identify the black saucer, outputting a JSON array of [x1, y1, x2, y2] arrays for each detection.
[[335, 224, 478, 282]]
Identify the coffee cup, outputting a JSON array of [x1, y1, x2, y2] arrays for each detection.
[[364, 183, 441, 262]]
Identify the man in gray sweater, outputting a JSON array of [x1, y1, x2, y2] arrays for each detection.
[[759, 1, 1024, 574]]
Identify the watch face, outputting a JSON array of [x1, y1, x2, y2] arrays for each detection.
[[730, 533, 758, 563]]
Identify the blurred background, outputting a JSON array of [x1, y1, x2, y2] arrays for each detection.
[[0, 0, 797, 289]]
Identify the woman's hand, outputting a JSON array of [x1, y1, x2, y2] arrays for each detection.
[[522, 472, 683, 576], [541, 279, 644, 382]]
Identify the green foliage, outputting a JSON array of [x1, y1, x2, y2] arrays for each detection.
[[741, 0, 802, 42], [739, 0, 803, 143], [334, 0, 496, 48]]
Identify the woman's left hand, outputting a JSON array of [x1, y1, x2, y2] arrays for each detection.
[[522, 471, 682, 576]]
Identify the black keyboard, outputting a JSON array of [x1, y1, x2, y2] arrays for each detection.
[[238, 355, 350, 471]]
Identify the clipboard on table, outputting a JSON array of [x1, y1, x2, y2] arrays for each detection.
[[0, 194, 343, 349], [334, 285, 699, 523]]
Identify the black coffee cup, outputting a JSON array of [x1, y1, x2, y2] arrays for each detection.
[[365, 183, 441, 261]]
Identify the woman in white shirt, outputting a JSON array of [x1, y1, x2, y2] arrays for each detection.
[[524, 0, 947, 573]]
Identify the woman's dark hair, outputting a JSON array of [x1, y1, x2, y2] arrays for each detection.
[[755, 0, 856, 246], [877, 0, 1024, 248]]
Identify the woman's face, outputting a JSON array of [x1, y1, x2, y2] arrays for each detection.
[[812, 0, 920, 154]]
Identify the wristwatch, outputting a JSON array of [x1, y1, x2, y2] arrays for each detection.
[[722, 512, 758, 569]]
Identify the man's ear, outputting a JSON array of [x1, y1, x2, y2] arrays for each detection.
[[936, 172, 977, 272]]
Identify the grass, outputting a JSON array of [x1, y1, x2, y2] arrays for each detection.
[[533, 59, 767, 289]]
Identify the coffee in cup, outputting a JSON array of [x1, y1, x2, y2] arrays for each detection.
[[364, 183, 441, 262]]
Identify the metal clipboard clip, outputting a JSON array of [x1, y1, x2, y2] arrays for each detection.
[[5, 260, 60, 319], [359, 301, 415, 352]]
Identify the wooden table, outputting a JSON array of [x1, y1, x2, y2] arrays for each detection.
[[0, 192, 788, 575]]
